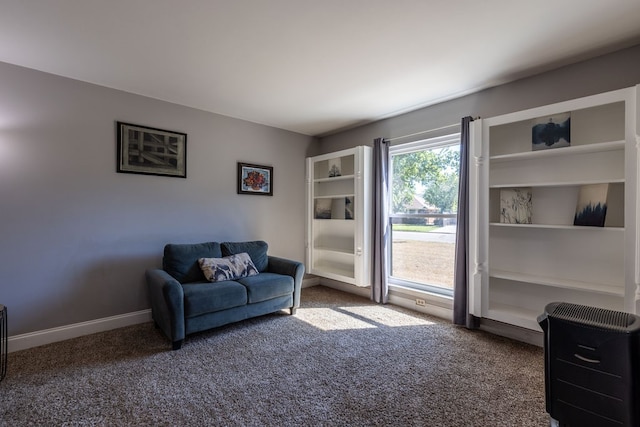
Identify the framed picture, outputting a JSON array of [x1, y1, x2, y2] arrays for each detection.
[[237, 162, 273, 196], [314, 198, 332, 219], [328, 157, 342, 177], [574, 183, 609, 227], [116, 121, 187, 178], [500, 187, 533, 224], [531, 112, 571, 151]]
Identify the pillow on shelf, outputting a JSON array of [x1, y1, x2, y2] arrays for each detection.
[[198, 252, 259, 283]]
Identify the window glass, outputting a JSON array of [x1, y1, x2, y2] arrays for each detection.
[[389, 134, 460, 294]]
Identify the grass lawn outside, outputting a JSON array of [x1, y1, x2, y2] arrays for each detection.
[[390, 239, 455, 289], [391, 224, 439, 233]]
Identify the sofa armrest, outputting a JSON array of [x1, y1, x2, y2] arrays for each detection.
[[146, 269, 185, 346], [267, 256, 305, 310]]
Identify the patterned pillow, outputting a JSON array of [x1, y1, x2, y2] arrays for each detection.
[[198, 252, 259, 282]]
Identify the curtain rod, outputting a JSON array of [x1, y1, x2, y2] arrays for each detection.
[[388, 116, 479, 142]]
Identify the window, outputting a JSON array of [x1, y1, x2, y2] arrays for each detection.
[[388, 133, 460, 296]]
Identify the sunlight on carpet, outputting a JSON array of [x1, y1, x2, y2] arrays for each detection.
[[295, 304, 436, 331], [296, 307, 376, 330], [340, 305, 436, 327]]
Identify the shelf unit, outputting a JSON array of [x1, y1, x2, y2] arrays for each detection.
[[306, 146, 372, 286], [469, 86, 639, 332]]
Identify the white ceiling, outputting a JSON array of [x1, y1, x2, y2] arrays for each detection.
[[1, 1, 640, 136]]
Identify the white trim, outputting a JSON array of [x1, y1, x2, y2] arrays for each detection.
[[389, 278, 454, 298], [8, 278, 324, 353], [389, 133, 461, 155], [389, 284, 453, 320], [479, 319, 543, 347], [483, 88, 629, 128], [8, 309, 152, 353], [389, 283, 453, 306], [316, 278, 371, 298], [302, 276, 321, 288], [388, 293, 452, 321], [389, 123, 460, 142], [387, 133, 461, 299]]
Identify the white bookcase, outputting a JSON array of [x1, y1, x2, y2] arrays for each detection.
[[469, 86, 639, 331], [306, 146, 372, 287]]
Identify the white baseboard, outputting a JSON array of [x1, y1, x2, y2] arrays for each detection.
[[316, 278, 371, 297], [9, 279, 318, 353], [8, 309, 152, 353], [388, 293, 452, 321], [479, 318, 543, 347], [302, 276, 320, 288]]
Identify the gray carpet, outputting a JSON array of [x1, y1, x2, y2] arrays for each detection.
[[0, 286, 547, 426]]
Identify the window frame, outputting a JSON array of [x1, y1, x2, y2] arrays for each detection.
[[387, 133, 461, 298]]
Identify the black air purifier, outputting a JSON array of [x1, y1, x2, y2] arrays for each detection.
[[538, 302, 640, 427]]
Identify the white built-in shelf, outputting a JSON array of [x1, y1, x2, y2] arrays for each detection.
[[489, 178, 625, 189], [490, 269, 624, 296], [469, 86, 638, 333], [314, 174, 355, 183], [314, 194, 355, 199], [489, 140, 625, 163], [314, 246, 355, 256], [312, 262, 356, 280], [307, 146, 372, 287], [490, 223, 625, 231], [313, 218, 354, 227]]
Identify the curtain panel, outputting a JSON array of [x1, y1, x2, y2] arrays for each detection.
[[372, 137, 390, 304], [453, 116, 479, 328]]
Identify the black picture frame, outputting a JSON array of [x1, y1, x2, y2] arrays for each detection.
[[237, 162, 273, 196], [116, 121, 187, 178]]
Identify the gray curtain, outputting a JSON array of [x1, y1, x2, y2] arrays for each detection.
[[453, 117, 479, 328], [372, 137, 390, 304]]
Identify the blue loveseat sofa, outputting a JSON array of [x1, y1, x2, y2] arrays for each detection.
[[146, 240, 304, 350]]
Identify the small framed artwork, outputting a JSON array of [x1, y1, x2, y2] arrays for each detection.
[[116, 122, 187, 178], [314, 198, 332, 219], [574, 183, 609, 227], [500, 187, 532, 224], [237, 162, 273, 196], [328, 157, 342, 177], [531, 112, 571, 151]]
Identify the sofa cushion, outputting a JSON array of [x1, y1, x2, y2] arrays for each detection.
[[221, 241, 269, 272], [199, 253, 259, 282], [182, 280, 247, 318], [163, 242, 222, 283], [236, 272, 294, 304]]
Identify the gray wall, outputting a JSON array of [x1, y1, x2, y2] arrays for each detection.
[[318, 44, 640, 153], [0, 62, 316, 336]]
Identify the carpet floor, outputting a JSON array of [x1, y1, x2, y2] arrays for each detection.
[[0, 286, 547, 426]]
